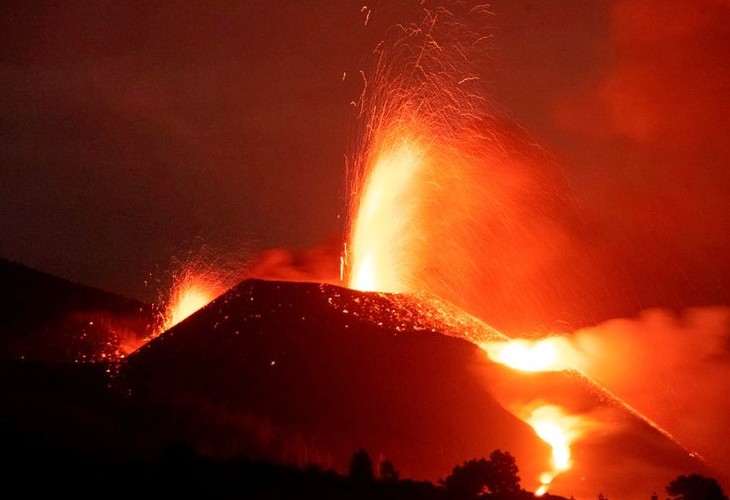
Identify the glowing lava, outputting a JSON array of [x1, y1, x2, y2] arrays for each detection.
[[481, 337, 577, 372], [159, 268, 225, 334], [349, 133, 426, 292], [478, 338, 584, 493], [525, 405, 584, 496], [165, 282, 214, 329]]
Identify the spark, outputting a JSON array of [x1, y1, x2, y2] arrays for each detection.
[[361, 5, 371, 26], [149, 253, 243, 343], [458, 76, 479, 85]]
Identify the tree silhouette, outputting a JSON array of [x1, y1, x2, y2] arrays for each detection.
[[666, 474, 728, 500], [441, 457, 493, 498], [440, 450, 523, 498], [379, 458, 400, 482], [487, 449, 521, 495], [348, 448, 375, 484]]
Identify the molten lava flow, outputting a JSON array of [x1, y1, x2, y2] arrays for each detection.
[[478, 338, 585, 493], [525, 405, 583, 496], [481, 337, 577, 372]]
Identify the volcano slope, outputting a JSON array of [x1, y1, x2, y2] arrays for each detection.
[[122, 279, 713, 498], [0, 258, 151, 361]]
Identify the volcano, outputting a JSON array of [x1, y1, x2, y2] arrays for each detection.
[[124, 280, 542, 478], [1, 277, 715, 499], [124, 279, 711, 498]]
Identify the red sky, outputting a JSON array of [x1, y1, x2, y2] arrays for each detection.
[[1, 0, 729, 323]]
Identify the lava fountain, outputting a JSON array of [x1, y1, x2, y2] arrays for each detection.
[[157, 263, 228, 336], [350, 132, 426, 292], [345, 4, 569, 335], [163, 274, 218, 330]]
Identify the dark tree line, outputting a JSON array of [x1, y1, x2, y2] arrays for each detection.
[[346, 448, 727, 500], [344, 447, 535, 500], [438, 450, 530, 499], [3, 422, 726, 500], [665, 474, 728, 500]]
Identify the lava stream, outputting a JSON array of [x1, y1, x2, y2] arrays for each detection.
[[524, 405, 584, 496], [477, 338, 586, 493]]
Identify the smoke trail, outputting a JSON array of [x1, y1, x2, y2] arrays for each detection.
[[569, 306, 730, 481]]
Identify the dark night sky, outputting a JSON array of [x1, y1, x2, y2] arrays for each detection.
[[1, 0, 729, 314]]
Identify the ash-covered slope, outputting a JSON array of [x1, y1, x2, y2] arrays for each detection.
[[0, 258, 151, 361], [125, 279, 545, 482], [124, 279, 713, 498]]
